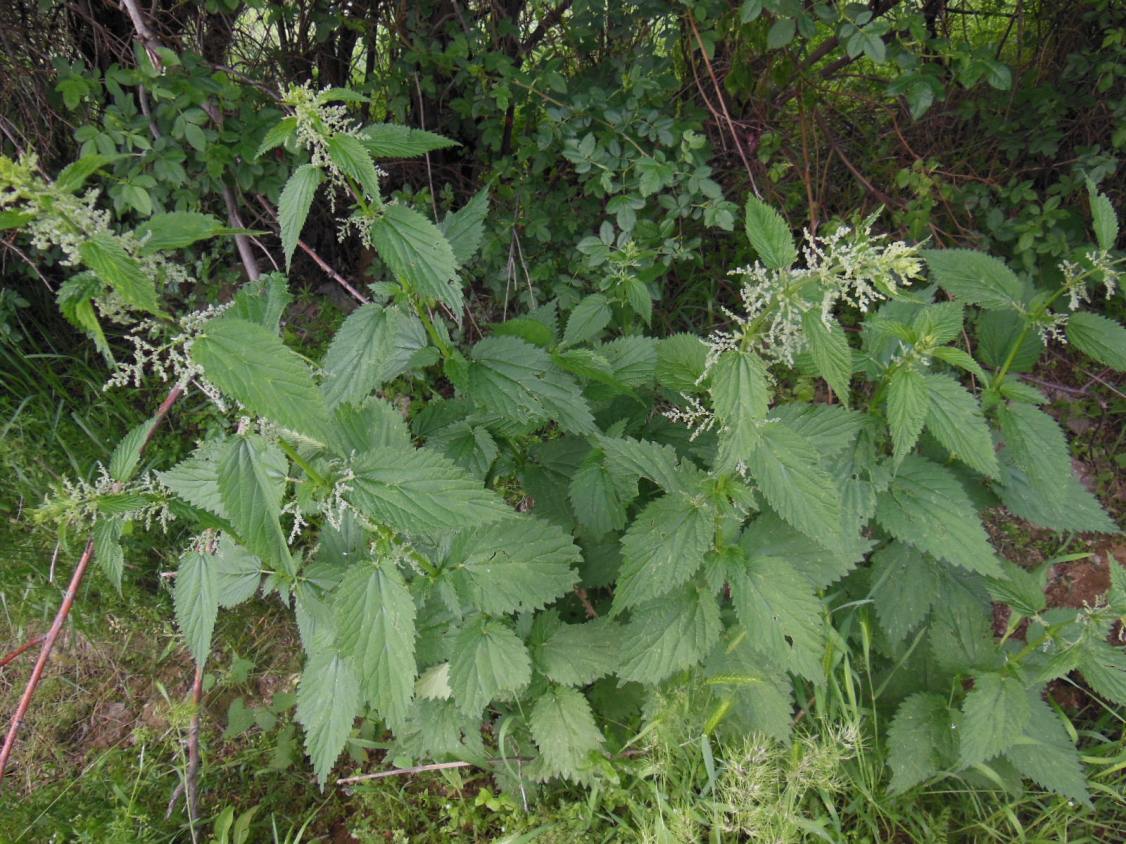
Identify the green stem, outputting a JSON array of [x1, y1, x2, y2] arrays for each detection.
[[278, 439, 329, 488]]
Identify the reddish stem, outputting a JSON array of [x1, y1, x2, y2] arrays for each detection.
[[0, 635, 46, 670]]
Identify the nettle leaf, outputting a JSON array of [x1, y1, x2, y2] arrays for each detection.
[[1088, 184, 1118, 251], [534, 617, 619, 686], [887, 693, 957, 794], [1066, 311, 1126, 372], [731, 556, 824, 682], [922, 374, 999, 478], [740, 510, 867, 589], [326, 134, 380, 201], [58, 272, 111, 361], [886, 366, 929, 464], [232, 273, 291, 334], [359, 123, 459, 158], [958, 673, 1030, 768], [612, 491, 715, 611], [296, 651, 361, 787], [923, 249, 1024, 310], [218, 434, 294, 576], [769, 403, 863, 460], [370, 204, 461, 311], [278, 164, 322, 271], [744, 196, 797, 269], [598, 336, 658, 386], [657, 333, 708, 392], [913, 301, 964, 345], [109, 417, 157, 482], [1078, 640, 1126, 706], [562, 293, 612, 347], [710, 349, 770, 472], [875, 456, 1001, 577], [191, 316, 333, 443], [93, 517, 125, 593], [347, 446, 509, 536], [598, 435, 685, 493], [1005, 693, 1091, 807], [446, 517, 581, 614], [78, 232, 161, 314], [334, 562, 417, 729], [254, 116, 297, 158], [617, 585, 722, 684], [158, 439, 228, 519], [439, 189, 489, 267], [868, 542, 940, 643], [569, 453, 630, 536], [466, 336, 595, 434], [448, 617, 532, 716], [703, 632, 795, 744], [212, 535, 261, 608], [747, 421, 842, 548], [529, 685, 604, 781], [135, 211, 233, 254], [802, 312, 852, 404], [174, 550, 219, 667], [321, 304, 427, 409]]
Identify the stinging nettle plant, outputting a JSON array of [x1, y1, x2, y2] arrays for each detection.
[[2, 83, 1124, 801]]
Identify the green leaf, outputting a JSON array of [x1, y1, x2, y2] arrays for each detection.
[[191, 316, 333, 442], [359, 124, 459, 158], [711, 349, 770, 472], [740, 510, 867, 589], [278, 164, 322, 272], [439, 189, 489, 266], [158, 440, 228, 519], [1005, 694, 1091, 807], [657, 334, 708, 393], [731, 556, 824, 681], [875, 456, 1001, 577], [922, 374, 999, 478], [1066, 311, 1126, 372], [958, 673, 1030, 768], [569, 453, 630, 536], [534, 618, 619, 686], [335, 562, 416, 729], [612, 492, 715, 611], [218, 435, 293, 576], [869, 542, 940, 643], [598, 435, 685, 493], [109, 417, 156, 482], [93, 517, 125, 593], [231, 274, 291, 334], [913, 301, 965, 345], [370, 204, 461, 310], [618, 585, 722, 684], [769, 403, 863, 459], [1078, 640, 1126, 706], [326, 134, 381, 201], [747, 422, 842, 549], [78, 232, 161, 314], [134, 211, 231, 254], [563, 293, 612, 347], [212, 535, 261, 608], [296, 652, 361, 787], [446, 517, 580, 614], [467, 336, 595, 434], [930, 346, 987, 381], [766, 16, 797, 50], [887, 693, 956, 793], [744, 196, 796, 269], [321, 304, 427, 409], [174, 550, 219, 667], [886, 366, 929, 464], [703, 632, 794, 743], [802, 312, 851, 404], [254, 116, 298, 159], [55, 153, 121, 193], [57, 273, 111, 361], [426, 421, 497, 479], [347, 446, 510, 536], [1088, 184, 1118, 251], [529, 685, 604, 781], [923, 249, 1024, 310], [448, 617, 531, 716]]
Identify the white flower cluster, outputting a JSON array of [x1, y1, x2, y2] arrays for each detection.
[[1060, 249, 1121, 311], [715, 217, 925, 366], [104, 302, 231, 408], [662, 394, 715, 441], [51, 467, 174, 533]]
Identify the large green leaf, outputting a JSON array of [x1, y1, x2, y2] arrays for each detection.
[[922, 374, 999, 478], [617, 585, 722, 684], [868, 542, 940, 643], [562, 294, 612, 347], [744, 196, 797, 269], [217, 435, 294, 576], [78, 232, 160, 314], [923, 249, 1024, 310], [326, 134, 380, 201], [448, 617, 532, 716], [612, 492, 715, 611], [212, 535, 261, 608], [886, 366, 928, 463], [134, 211, 233, 254], [529, 685, 604, 782], [296, 652, 361, 787], [731, 556, 824, 681], [93, 517, 125, 593], [109, 417, 157, 483], [875, 456, 1001, 577], [747, 421, 841, 548], [710, 348, 770, 472], [887, 693, 956, 794], [958, 673, 1030, 768], [439, 189, 489, 266], [359, 123, 459, 158], [346, 446, 510, 536], [1005, 694, 1091, 807], [278, 164, 322, 271], [174, 550, 219, 667], [445, 517, 580, 614], [534, 618, 619, 686], [191, 316, 333, 442], [321, 304, 427, 409], [568, 452, 630, 536], [740, 510, 867, 589], [802, 312, 852, 404], [334, 563, 416, 729], [1066, 311, 1126, 372], [369, 204, 461, 310]]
